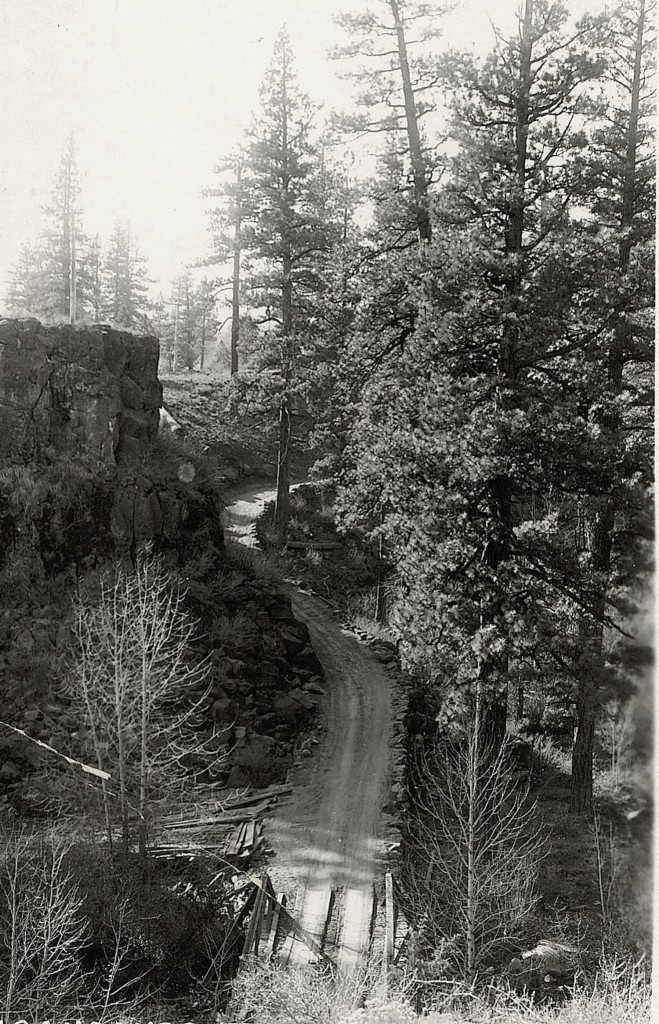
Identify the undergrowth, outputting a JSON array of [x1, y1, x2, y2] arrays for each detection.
[[225, 958, 651, 1024], [256, 482, 392, 624]]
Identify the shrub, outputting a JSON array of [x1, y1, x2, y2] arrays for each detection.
[[0, 830, 88, 1020]]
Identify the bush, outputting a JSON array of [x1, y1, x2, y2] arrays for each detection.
[[64, 843, 237, 1003], [229, 960, 376, 1024], [0, 830, 88, 1020]]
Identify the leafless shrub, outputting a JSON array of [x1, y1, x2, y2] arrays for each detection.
[[67, 557, 225, 855], [0, 830, 88, 1020], [404, 730, 545, 980]]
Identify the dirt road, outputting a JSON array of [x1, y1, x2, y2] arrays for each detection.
[[225, 485, 393, 973]]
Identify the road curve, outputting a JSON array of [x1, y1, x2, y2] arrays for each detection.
[[225, 484, 393, 973]]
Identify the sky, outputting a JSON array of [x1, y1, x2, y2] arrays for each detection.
[[0, 0, 595, 302]]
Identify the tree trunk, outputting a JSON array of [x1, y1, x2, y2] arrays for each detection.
[[172, 282, 180, 374], [479, 696, 507, 752], [200, 304, 206, 370], [274, 51, 294, 543], [69, 206, 77, 324], [185, 281, 194, 369], [274, 397, 292, 545], [389, 0, 432, 242], [571, 694, 595, 812], [476, 0, 533, 750]]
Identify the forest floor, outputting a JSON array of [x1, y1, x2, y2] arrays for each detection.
[[225, 483, 394, 974]]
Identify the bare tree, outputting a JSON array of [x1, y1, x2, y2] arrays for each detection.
[[403, 731, 544, 980], [0, 831, 88, 1020], [69, 558, 222, 857]]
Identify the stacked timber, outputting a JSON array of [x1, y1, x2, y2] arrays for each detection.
[[147, 784, 291, 862]]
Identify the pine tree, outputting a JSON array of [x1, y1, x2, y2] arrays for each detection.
[[338, 2, 606, 751], [41, 134, 81, 321], [82, 234, 104, 322], [241, 28, 337, 541], [102, 221, 151, 329], [205, 148, 248, 375], [566, 0, 655, 810], [196, 277, 220, 371], [332, 0, 451, 242], [8, 136, 85, 322], [5, 243, 50, 315]]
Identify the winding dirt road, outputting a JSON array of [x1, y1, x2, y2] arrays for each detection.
[[224, 484, 393, 974]]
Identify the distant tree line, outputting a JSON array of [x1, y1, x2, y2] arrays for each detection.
[[5, 136, 220, 371]]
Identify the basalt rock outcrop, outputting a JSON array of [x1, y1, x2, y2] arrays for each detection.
[[0, 319, 225, 560], [0, 318, 161, 466]]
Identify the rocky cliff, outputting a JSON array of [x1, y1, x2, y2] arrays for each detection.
[[0, 318, 224, 559], [0, 318, 161, 465]]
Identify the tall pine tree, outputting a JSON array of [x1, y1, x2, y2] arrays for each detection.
[[241, 28, 337, 540], [338, 1, 606, 752]]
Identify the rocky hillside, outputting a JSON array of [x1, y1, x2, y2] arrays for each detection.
[[0, 321, 324, 802]]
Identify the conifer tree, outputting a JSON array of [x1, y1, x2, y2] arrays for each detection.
[[7, 136, 85, 321], [205, 148, 247, 375], [5, 243, 50, 316], [338, 2, 606, 751], [566, 0, 655, 810], [241, 28, 337, 541], [332, 0, 451, 242], [42, 133, 81, 321], [102, 221, 151, 329]]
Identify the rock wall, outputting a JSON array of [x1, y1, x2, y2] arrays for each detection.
[[0, 319, 215, 558], [0, 318, 161, 465]]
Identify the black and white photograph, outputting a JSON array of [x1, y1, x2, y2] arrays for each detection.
[[0, 1, 654, 1020]]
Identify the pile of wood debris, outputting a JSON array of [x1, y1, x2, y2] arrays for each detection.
[[148, 784, 291, 864]]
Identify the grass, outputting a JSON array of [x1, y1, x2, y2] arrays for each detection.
[[222, 957, 651, 1024]]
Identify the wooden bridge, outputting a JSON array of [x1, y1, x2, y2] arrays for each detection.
[[235, 871, 404, 977]]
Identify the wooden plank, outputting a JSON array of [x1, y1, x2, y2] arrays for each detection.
[[384, 872, 395, 970], [277, 888, 304, 967], [234, 886, 258, 934], [252, 872, 272, 950], [227, 822, 248, 857], [393, 927, 411, 966], [287, 888, 334, 968], [243, 820, 257, 850], [278, 896, 333, 966], [242, 878, 267, 957], [162, 799, 273, 829], [240, 824, 263, 860], [263, 891, 286, 958], [260, 876, 275, 939], [221, 785, 292, 810]]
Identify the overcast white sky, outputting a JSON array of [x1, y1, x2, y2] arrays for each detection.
[[0, 0, 596, 300]]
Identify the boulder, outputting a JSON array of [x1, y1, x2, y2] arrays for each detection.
[[235, 732, 276, 767], [271, 692, 304, 721], [295, 644, 324, 674], [211, 699, 238, 724], [506, 940, 582, 996], [287, 687, 317, 711], [301, 679, 326, 696]]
